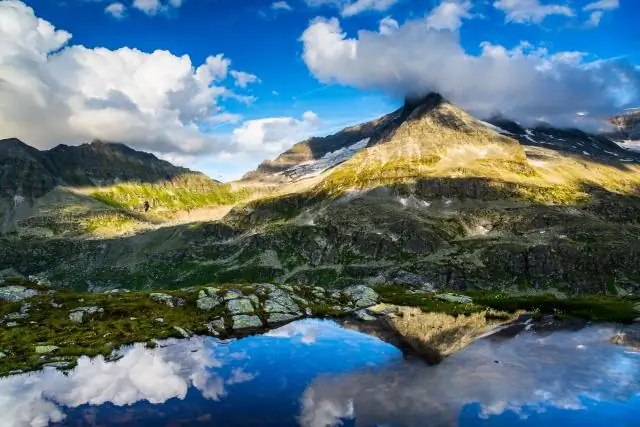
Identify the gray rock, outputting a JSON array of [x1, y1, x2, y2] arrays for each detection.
[[4, 312, 27, 321], [43, 361, 72, 369], [69, 306, 104, 323], [0, 351, 5, 359], [343, 285, 379, 308], [435, 293, 473, 304], [232, 315, 262, 330], [248, 294, 260, 305], [227, 298, 254, 315], [634, 303, 640, 313], [173, 326, 191, 338], [355, 309, 377, 321], [223, 290, 243, 301], [267, 312, 301, 324], [6, 322, 18, 327], [35, 345, 59, 354], [312, 287, 326, 298], [154, 317, 164, 323], [305, 308, 313, 316], [206, 318, 226, 335], [197, 290, 222, 311], [68, 311, 84, 324], [149, 293, 174, 307], [264, 288, 300, 314], [0, 286, 38, 302], [391, 270, 429, 287]]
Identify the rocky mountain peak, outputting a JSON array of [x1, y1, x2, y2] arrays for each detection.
[[400, 92, 446, 120]]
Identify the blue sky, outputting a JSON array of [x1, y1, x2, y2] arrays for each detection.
[[1, 0, 638, 180]]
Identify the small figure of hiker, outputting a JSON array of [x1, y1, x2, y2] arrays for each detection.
[[143, 200, 150, 212]]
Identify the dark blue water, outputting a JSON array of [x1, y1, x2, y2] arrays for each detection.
[[0, 319, 638, 427]]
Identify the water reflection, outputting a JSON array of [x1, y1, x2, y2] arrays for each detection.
[[300, 325, 640, 427], [0, 320, 638, 427]]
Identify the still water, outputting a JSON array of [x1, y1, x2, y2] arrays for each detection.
[[1, 319, 638, 427]]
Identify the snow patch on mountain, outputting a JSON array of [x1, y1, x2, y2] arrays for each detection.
[[615, 140, 640, 154], [281, 138, 370, 181], [478, 121, 514, 135]]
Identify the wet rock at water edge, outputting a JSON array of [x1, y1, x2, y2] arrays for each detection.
[[435, 293, 473, 304], [610, 326, 640, 351], [267, 312, 301, 325], [149, 293, 174, 307], [227, 298, 254, 315], [343, 285, 379, 308], [355, 309, 377, 322], [35, 345, 59, 355], [173, 326, 191, 338], [0, 286, 38, 302], [232, 315, 262, 330], [206, 318, 226, 335]]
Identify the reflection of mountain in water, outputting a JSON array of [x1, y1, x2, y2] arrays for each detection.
[[300, 325, 640, 427], [0, 320, 638, 427]]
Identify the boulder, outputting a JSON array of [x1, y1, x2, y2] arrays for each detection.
[[68, 306, 104, 323], [232, 315, 262, 330], [435, 293, 473, 304], [264, 287, 300, 314], [223, 290, 243, 301], [149, 293, 174, 307], [355, 309, 377, 321], [206, 318, 226, 334], [197, 289, 222, 311], [227, 298, 254, 315], [343, 285, 379, 308], [173, 326, 191, 338], [35, 345, 58, 355], [0, 286, 38, 302], [267, 312, 301, 324]]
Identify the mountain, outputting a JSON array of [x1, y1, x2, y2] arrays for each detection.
[[1, 94, 640, 296]]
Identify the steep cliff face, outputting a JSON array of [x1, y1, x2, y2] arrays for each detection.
[[0, 138, 59, 199]]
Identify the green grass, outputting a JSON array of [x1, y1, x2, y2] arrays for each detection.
[[375, 285, 639, 323], [91, 183, 251, 211]]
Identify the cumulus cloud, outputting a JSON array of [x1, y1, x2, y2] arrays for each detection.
[[0, 1, 261, 158], [230, 111, 320, 156], [105, 2, 127, 19], [425, 0, 473, 31], [300, 14, 640, 127], [304, 0, 398, 17], [0, 338, 229, 427], [272, 1, 293, 11], [230, 70, 261, 88], [299, 325, 640, 427], [493, 0, 574, 24]]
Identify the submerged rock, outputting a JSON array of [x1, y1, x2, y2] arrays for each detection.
[[343, 285, 379, 308], [232, 315, 262, 330], [227, 298, 254, 315], [0, 286, 38, 302], [149, 293, 174, 308]]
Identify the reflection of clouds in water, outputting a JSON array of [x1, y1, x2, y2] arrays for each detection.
[[264, 318, 384, 346], [300, 325, 640, 427], [227, 367, 259, 385], [0, 336, 252, 427]]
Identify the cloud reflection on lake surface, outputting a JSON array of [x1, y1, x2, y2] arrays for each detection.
[[0, 319, 638, 427]]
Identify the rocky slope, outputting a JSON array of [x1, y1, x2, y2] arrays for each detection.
[[1, 94, 640, 296]]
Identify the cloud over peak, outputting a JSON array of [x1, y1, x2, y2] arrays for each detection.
[[300, 14, 640, 127]]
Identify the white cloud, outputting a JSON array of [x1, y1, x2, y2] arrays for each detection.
[[493, 0, 574, 24], [272, 1, 293, 11], [583, 0, 619, 11], [226, 367, 259, 385], [304, 0, 398, 17], [426, 0, 473, 31], [230, 111, 320, 156], [582, 0, 618, 27], [0, 338, 228, 427], [105, 2, 126, 19], [230, 70, 261, 88], [0, 1, 261, 159], [132, 0, 183, 16], [300, 16, 640, 127], [378, 16, 399, 34]]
